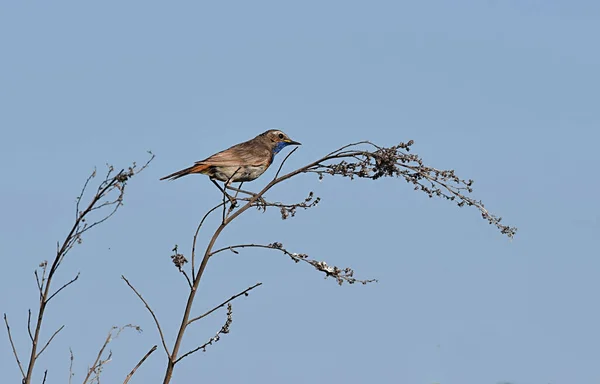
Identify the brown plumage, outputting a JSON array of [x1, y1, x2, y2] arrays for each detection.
[[160, 129, 301, 184]]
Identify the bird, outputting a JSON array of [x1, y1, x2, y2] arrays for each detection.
[[160, 129, 301, 198]]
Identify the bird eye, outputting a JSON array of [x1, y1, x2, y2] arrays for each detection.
[[278, 133, 284, 139]]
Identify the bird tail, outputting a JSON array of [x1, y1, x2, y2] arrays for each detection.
[[160, 163, 210, 181]]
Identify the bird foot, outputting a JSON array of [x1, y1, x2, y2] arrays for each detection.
[[252, 195, 267, 212]]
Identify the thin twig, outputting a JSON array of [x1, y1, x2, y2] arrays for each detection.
[[187, 282, 262, 326], [41, 370, 48, 384], [35, 262, 48, 302], [191, 202, 225, 282], [176, 304, 232, 364], [324, 140, 377, 157], [4, 313, 25, 378], [68, 348, 74, 384], [28, 310, 34, 343], [174, 345, 203, 364], [35, 325, 64, 359], [75, 169, 96, 221], [82, 324, 142, 384], [82, 329, 113, 384], [122, 345, 158, 384], [273, 146, 298, 180], [211, 243, 376, 285], [181, 270, 193, 290], [34, 271, 42, 297], [121, 276, 170, 357], [46, 273, 80, 303]]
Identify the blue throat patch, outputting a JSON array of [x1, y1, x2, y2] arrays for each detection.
[[272, 141, 289, 156]]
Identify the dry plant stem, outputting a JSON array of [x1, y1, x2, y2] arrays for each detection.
[[187, 282, 262, 326], [35, 325, 64, 359], [191, 202, 225, 281], [162, 221, 229, 383], [46, 273, 80, 303], [273, 147, 298, 180], [25, 178, 110, 384], [11, 154, 153, 384], [123, 345, 158, 384], [211, 244, 375, 285], [176, 303, 232, 364], [4, 314, 25, 378], [161, 141, 515, 383], [180, 270, 193, 290], [27, 310, 34, 343], [41, 370, 47, 384], [82, 325, 143, 384], [82, 329, 114, 384], [121, 276, 169, 357], [68, 348, 74, 384]]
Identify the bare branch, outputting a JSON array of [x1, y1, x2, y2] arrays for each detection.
[[68, 348, 74, 384], [324, 140, 380, 157], [175, 303, 233, 364], [34, 272, 42, 297], [34, 261, 48, 302], [41, 370, 47, 384], [35, 325, 64, 359], [13, 153, 154, 384], [211, 243, 376, 285], [46, 273, 80, 303], [180, 270, 193, 290], [82, 325, 142, 384], [75, 169, 96, 221], [82, 328, 113, 384], [121, 276, 170, 357], [187, 282, 262, 326], [4, 313, 25, 378], [191, 202, 225, 281], [28, 310, 34, 343], [122, 345, 158, 384]]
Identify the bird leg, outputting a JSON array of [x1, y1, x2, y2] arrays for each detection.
[[232, 182, 244, 200], [225, 183, 267, 210], [210, 178, 236, 205]]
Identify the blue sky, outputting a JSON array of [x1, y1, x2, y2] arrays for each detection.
[[1, 1, 599, 383]]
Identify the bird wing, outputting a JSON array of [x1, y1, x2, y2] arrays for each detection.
[[195, 140, 272, 167]]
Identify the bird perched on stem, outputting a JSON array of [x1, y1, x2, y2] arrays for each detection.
[[160, 129, 301, 198]]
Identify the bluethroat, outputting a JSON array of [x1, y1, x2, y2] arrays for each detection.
[[161, 129, 301, 198]]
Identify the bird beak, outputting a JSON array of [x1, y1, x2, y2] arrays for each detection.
[[285, 139, 302, 146]]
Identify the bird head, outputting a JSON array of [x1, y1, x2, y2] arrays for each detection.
[[262, 129, 301, 155]]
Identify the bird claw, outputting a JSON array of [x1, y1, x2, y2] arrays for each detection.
[[251, 195, 267, 212], [222, 191, 237, 205]]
